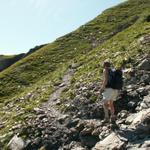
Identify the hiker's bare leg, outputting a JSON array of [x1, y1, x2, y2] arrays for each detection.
[[109, 100, 115, 118], [103, 101, 109, 119]]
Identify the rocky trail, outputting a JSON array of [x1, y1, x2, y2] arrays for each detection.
[[7, 55, 150, 150], [39, 68, 74, 120]]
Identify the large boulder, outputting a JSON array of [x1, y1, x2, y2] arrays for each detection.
[[7, 135, 25, 150], [139, 94, 150, 110], [126, 108, 150, 139], [92, 132, 127, 150], [130, 108, 150, 127]]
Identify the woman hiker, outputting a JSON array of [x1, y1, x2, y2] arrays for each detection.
[[100, 60, 119, 123]]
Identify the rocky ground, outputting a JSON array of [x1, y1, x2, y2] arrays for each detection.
[[7, 54, 150, 150]]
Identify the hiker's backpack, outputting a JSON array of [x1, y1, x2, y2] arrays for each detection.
[[106, 68, 123, 90]]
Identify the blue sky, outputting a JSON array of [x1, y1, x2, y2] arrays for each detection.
[[0, 0, 124, 55]]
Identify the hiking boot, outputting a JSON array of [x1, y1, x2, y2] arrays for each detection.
[[109, 123, 119, 131], [102, 117, 109, 123], [110, 116, 116, 124]]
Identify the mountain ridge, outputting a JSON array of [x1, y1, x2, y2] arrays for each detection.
[[0, 54, 25, 72], [0, 44, 47, 72]]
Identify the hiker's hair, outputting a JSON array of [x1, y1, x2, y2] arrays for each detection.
[[103, 60, 111, 68]]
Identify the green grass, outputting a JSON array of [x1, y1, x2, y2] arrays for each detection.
[[0, 0, 150, 148], [0, 55, 16, 59], [73, 22, 150, 82], [59, 0, 150, 106], [0, 0, 149, 100], [0, 54, 25, 72]]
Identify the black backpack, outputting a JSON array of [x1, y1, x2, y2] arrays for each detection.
[[106, 68, 123, 90]]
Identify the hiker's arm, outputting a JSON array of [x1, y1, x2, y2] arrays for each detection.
[[100, 69, 108, 92]]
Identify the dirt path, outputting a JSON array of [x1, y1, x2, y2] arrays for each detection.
[[40, 68, 74, 119]]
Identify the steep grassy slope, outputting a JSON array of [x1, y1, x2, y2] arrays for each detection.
[[1, 0, 149, 100], [61, 19, 150, 104], [0, 0, 150, 146]]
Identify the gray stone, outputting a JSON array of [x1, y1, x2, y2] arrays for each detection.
[[118, 110, 128, 119], [127, 147, 148, 150], [127, 138, 150, 150], [0, 122, 5, 129], [93, 132, 127, 150], [143, 94, 150, 105], [80, 128, 93, 136], [130, 108, 150, 127], [138, 34, 150, 45], [128, 101, 136, 108], [76, 121, 85, 131], [141, 139, 150, 148], [7, 135, 25, 150], [140, 74, 150, 84], [71, 142, 87, 150], [140, 102, 148, 109], [71, 147, 86, 150], [125, 113, 138, 125], [136, 87, 148, 96], [39, 146, 46, 150], [71, 63, 80, 69], [92, 128, 101, 136], [138, 58, 150, 71], [33, 107, 45, 114], [59, 83, 66, 87], [63, 141, 87, 150]]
